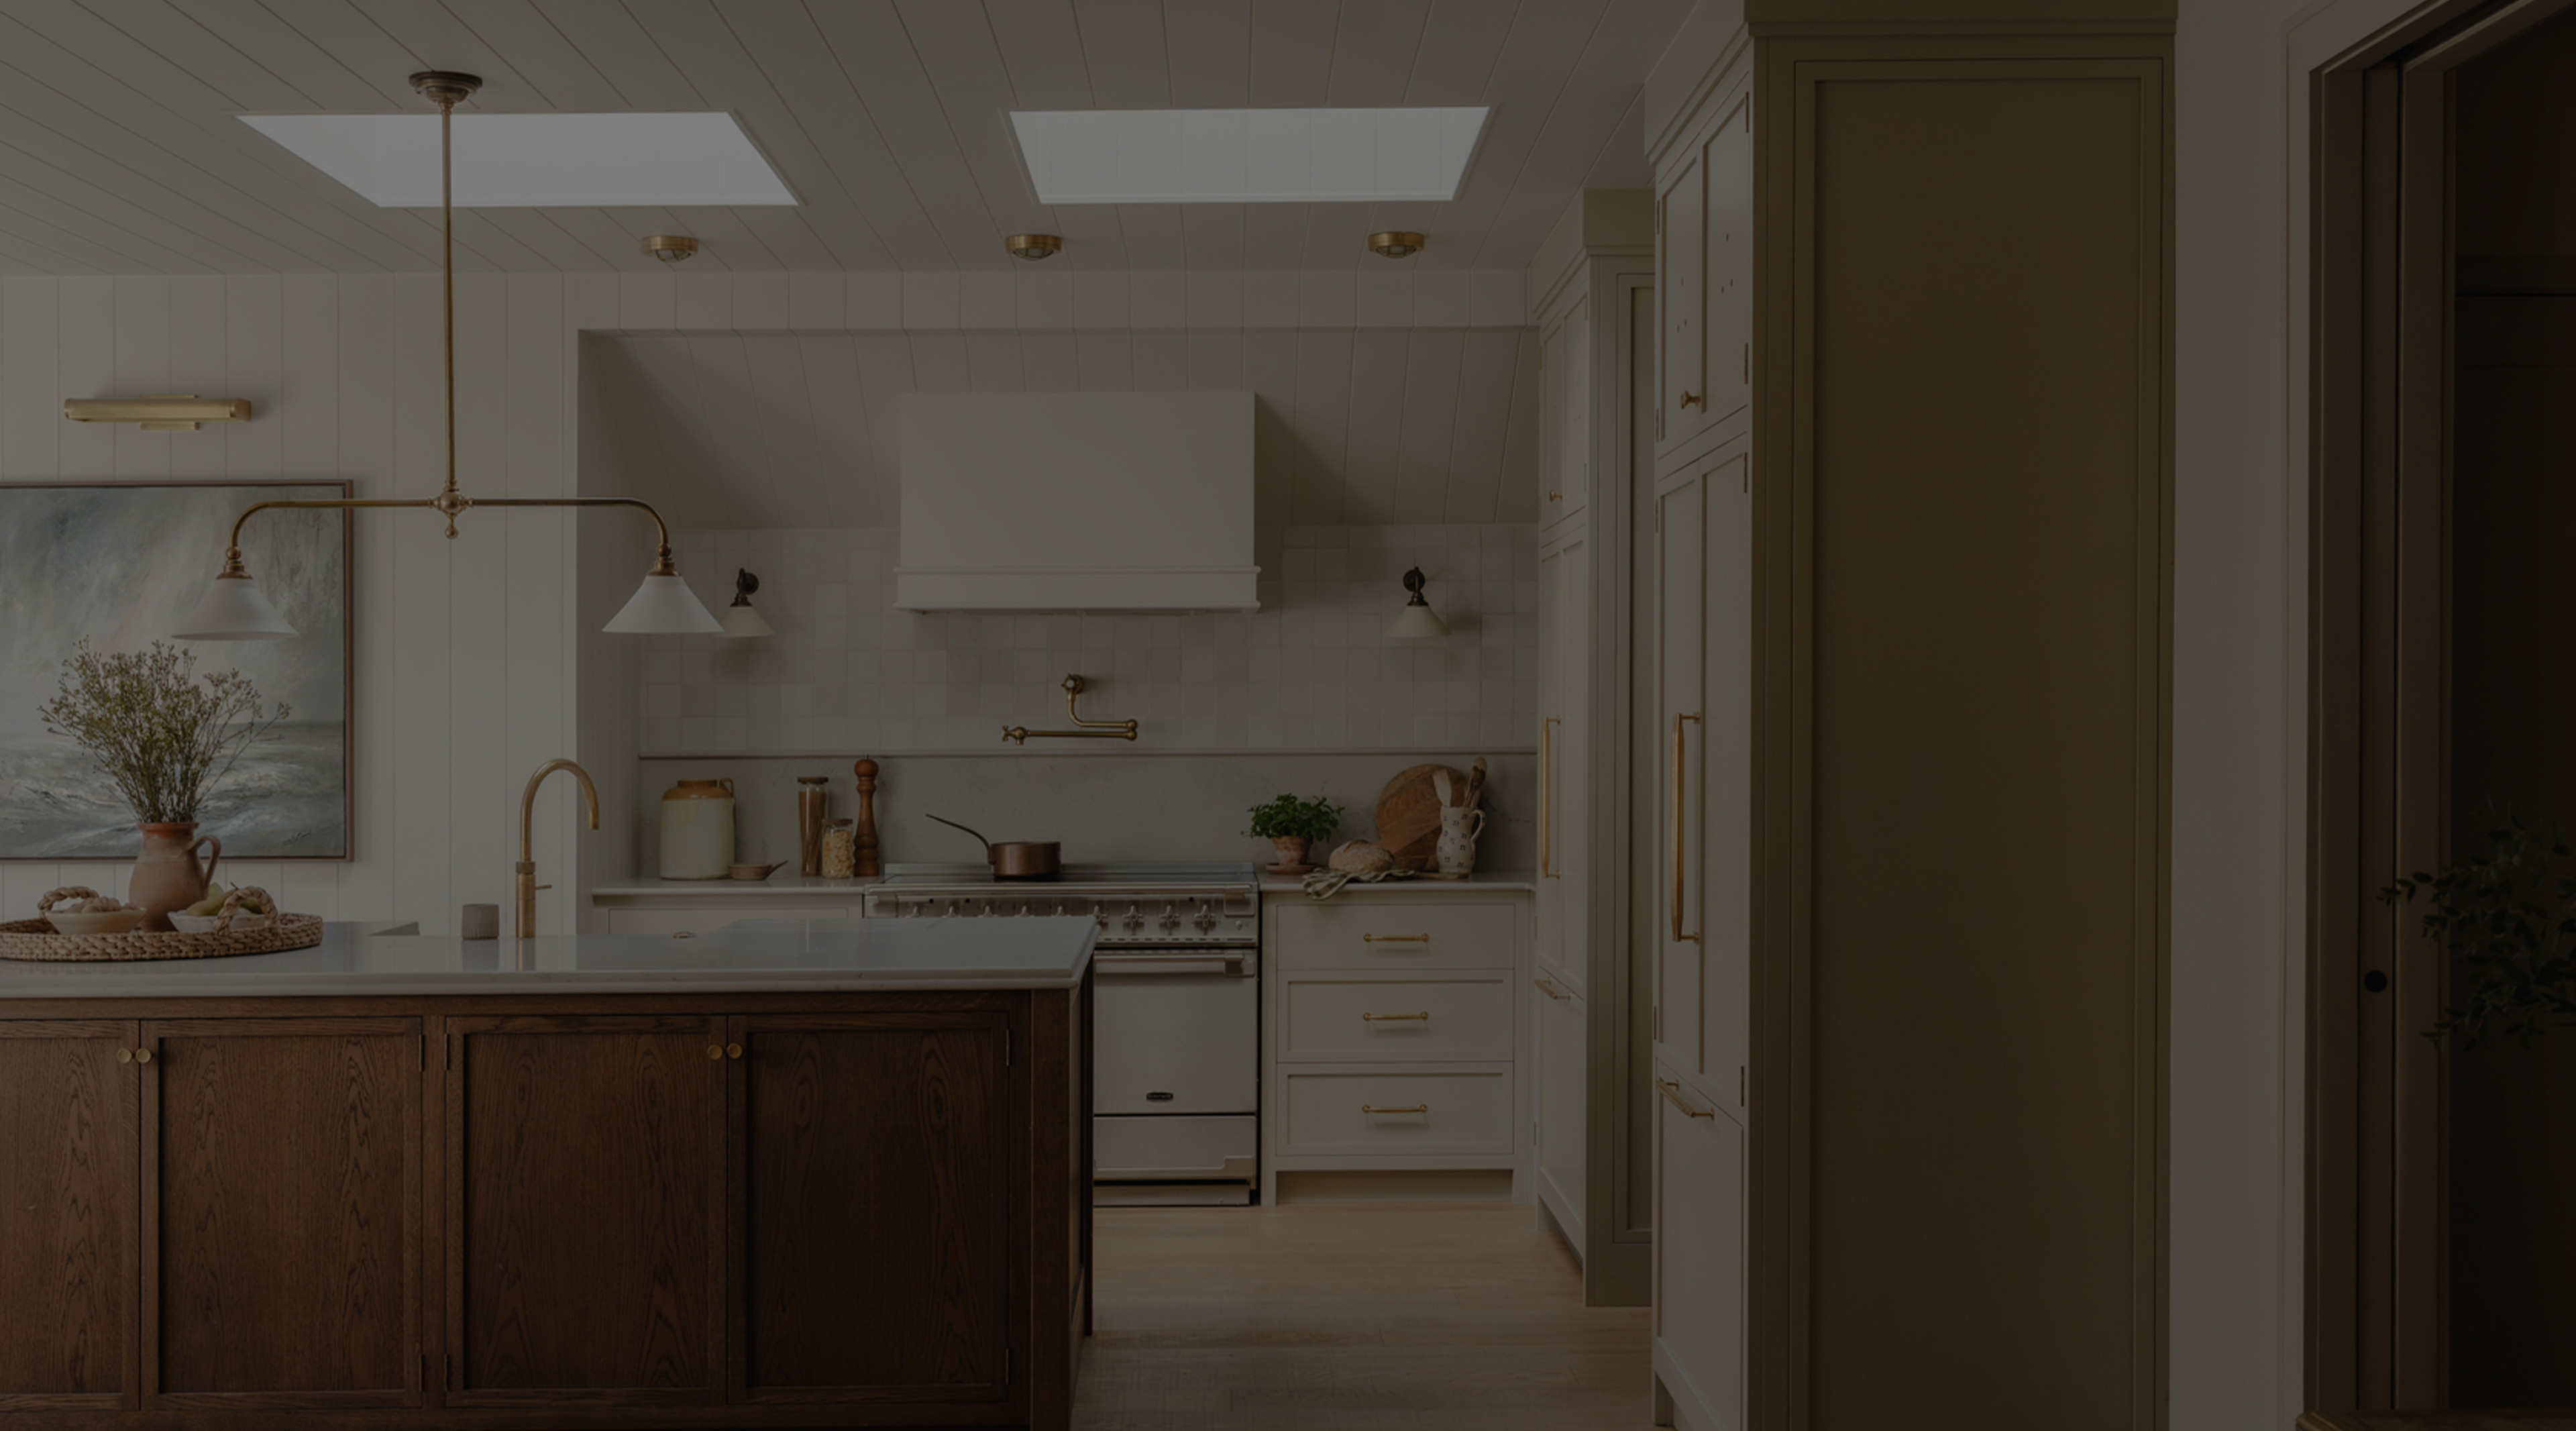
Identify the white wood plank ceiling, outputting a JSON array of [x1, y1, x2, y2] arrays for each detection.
[[0, 0, 1686, 277]]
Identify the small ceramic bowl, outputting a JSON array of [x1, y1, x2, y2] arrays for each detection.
[[168, 912, 272, 935], [47, 908, 149, 936]]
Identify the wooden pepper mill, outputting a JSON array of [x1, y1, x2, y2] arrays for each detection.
[[851, 758, 882, 878]]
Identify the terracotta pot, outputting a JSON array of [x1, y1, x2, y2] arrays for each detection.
[[1266, 835, 1313, 874], [131, 823, 221, 933]]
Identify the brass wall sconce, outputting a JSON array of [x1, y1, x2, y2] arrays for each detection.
[[1006, 233, 1062, 261], [175, 70, 717, 641], [64, 396, 252, 431], [642, 233, 700, 262], [1003, 675, 1138, 743], [1369, 231, 1426, 259]]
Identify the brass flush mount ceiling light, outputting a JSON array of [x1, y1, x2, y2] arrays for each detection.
[[178, 71, 719, 641], [1005, 233, 1061, 261], [642, 233, 700, 262], [1369, 231, 1426, 259]]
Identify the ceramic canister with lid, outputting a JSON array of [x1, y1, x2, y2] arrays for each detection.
[[658, 778, 736, 880]]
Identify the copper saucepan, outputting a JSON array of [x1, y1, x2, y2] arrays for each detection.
[[925, 814, 1062, 881]]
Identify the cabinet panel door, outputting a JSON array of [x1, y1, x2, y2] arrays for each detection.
[[1658, 154, 1708, 453], [1701, 451, 1753, 1114], [1655, 474, 1708, 1075], [448, 1014, 722, 1407], [1654, 1069, 1743, 1431], [1704, 91, 1755, 428], [729, 1011, 1012, 1405], [0, 1020, 136, 1412], [1539, 530, 1591, 998], [145, 1018, 417, 1410], [1534, 982, 1587, 1242], [1545, 297, 1593, 520]]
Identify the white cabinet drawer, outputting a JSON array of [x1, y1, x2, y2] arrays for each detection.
[[602, 906, 849, 936], [1272, 901, 1514, 971], [1276, 1065, 1514, 1156], [1278, 974, 1513, 1063]]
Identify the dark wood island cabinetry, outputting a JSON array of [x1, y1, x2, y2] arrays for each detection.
[[0, 922, 1092, 1431]]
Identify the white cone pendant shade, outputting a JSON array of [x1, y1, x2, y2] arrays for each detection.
[[1385, 564, 1450, 639], [174, 574, 298, 641], [718, 600, 775, 639], [606, 572, 722, 635]]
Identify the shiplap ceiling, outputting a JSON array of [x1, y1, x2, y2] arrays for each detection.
[[0, 0, 1687, 277], [584, 326, 1540, 529]]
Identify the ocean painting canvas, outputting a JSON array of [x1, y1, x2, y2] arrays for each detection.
[[0, 482, 351, 860]]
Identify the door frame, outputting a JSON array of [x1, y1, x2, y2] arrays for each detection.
[[2302, 0, 2576, 1411]]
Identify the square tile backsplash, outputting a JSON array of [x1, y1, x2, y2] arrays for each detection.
[[643, 524, 1540, 755]]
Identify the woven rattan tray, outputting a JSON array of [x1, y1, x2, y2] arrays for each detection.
[[0, 912, 324, 963]]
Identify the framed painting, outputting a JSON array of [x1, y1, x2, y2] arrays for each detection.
[[0, 480, 353, 860]]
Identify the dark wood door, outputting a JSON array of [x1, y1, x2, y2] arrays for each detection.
[[727, 1010, 1015, 1405], [0, 1019, 138, 1412], [142, 1017, 419, 1410], [447, 1014, 723, 1408]]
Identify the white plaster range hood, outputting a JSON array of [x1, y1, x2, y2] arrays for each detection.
[[895, 392, 1258, 613]]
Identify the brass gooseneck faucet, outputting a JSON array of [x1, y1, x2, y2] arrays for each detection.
[[517, 759, 600, 939]]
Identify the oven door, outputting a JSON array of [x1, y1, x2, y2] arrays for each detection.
[[1091, 947, 1258, 1116]]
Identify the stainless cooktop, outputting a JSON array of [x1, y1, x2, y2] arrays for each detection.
[[865, 863, 1259, 945]]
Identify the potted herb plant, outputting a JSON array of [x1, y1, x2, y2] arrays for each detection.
[[40, 641, 286, 930], [1246, 793, 1344, 875], [2381, 814, 2576, 1046]]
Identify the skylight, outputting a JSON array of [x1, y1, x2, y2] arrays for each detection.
[[1010, 107, 1489, 205], [239, 112, 796, 207]]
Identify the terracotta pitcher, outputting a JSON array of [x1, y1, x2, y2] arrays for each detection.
[[131, 823, 220, 932]]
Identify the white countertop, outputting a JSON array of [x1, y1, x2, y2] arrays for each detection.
[[0, 918, 1095, 999], [1260, 870, 1539, 895], [590, 873, 883, 898]]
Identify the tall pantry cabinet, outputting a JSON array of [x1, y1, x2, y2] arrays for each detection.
[[1530, 191, 1655, 1308], [1642, 3, 2174, 1430]]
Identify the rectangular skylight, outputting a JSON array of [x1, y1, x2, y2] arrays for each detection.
[[1011, 107, 1489, 204], [239, 112, 796, 207]]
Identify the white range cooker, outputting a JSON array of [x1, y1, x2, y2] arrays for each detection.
[[863, 863, 1261, 1205]]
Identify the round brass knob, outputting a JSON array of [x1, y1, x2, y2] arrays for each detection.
[[117, 1048, 132, 1064], [707, 1045, 723, 1061], [133, 1047, 152, 1064], [727, 1043, 743, 1060]]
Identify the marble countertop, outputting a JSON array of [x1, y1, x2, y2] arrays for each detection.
[[590, 873, 884, 898], [1259, 870, 1539, 894], [0, 918, 1095, 999]]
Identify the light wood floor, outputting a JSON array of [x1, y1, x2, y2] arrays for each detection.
[[1074, 1202, 1660, 1430]]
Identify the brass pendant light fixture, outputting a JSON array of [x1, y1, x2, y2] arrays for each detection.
[[176, 71, 719, 641]]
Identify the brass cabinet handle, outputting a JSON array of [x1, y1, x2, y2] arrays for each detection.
[[133, 1047, 152, 1064], [1679, 390, 1703, 409], [1362, 1012, 1430, 1022], [727, 1043, 743, 1059], [1533, 976, 1570, 1002], [1671, 712, 1702, 943], [1362, 1104, 1429, 1115], [1362, 934, 1430, 944], [1548, 489, 1564, 502], [706, 1045, 723, 1061], [1540, 716, 1560, 878], [117, 1047, 133, 1064], [1658, 1078, 1715, 1120]]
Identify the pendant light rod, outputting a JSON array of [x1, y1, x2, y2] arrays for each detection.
[[182, 69, 718, 639]]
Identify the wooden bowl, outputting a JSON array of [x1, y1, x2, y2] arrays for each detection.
[[46, 908, 149, 936], [728, 861, 786, 881]]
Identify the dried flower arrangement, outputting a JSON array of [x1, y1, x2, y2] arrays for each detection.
[[38, 640, 287, 825]]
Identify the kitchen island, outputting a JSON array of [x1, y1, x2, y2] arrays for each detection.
[[0, 919, 1093, 1430]]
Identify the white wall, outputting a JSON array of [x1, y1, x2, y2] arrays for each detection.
[[0, 268, 1540, 936]]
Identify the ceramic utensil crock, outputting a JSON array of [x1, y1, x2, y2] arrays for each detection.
[[658, 778, 736, 880]]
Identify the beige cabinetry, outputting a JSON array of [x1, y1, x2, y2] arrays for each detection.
[[589, 883, 868, 937], [1655, 76, 1754, 468], [1260, 886, 1531, 1207]]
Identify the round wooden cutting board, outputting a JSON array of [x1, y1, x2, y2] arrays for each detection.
[[1375, 763, 1466, 871]]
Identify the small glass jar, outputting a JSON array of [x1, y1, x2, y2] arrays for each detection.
[[820, 818, 857, 879]]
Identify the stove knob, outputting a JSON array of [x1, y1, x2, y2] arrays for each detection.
[[1122, 902, 1145, 933], [1093, 908, 1110, 926], [1159, 902, 1181, 932], [1193, 908, 1219, 932]]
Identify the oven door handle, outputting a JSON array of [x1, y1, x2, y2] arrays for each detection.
[[1092, 953, 1252, 977]]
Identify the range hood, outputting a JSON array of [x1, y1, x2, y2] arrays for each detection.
[[896, 392, 1258, 612]]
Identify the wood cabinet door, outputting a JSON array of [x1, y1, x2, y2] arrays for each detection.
[[446, 1014, 723, 1408], [0, 1019, 137, 1412], [727, 1010, 1014, 1406], [1658, 153, 1707, 455], [143, 1017, 419, 1410]]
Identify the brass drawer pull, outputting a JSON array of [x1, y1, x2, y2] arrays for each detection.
[[133, 1047, 152, 1064], [1362, 1104, 1429, 1115], [1679, 390, 1703, 409], [707, 1045, 724, 1061], [1362, 934, 1430, 944], [727, 1043, 743, 1059], [1362, 1012, 1430, 1022], [1670, 712, 1702, 943], [1533, 976, 1570, 1002], [1658, 1078, 1714, 1120], [1540, 716, 1560, 878], [117, 1047, 133, 1064]]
